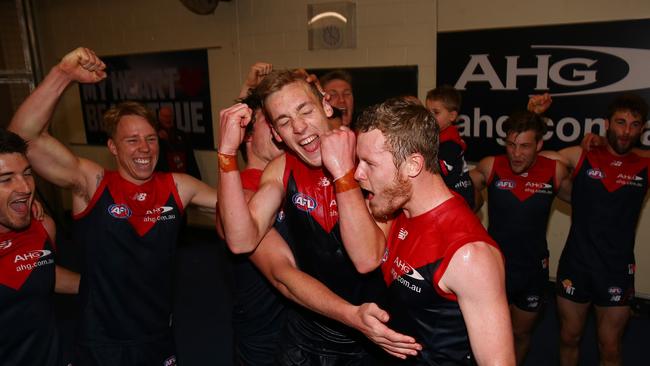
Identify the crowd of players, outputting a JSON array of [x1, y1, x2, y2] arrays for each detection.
[[1, 46, 648, 366]]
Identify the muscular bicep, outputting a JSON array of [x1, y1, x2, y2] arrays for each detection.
[[27, 137, 100, 197], [247, 157, 287, 241], [440, 242, 514, 365]]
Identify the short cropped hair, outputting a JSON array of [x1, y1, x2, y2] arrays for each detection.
[[256, 69, 323, 123], [0, 128, 28, 156], [425, 85, 462, 112], [503, 111, 548, 141], [102, 101, 158, 138], [607, 93, 648, 122], [320, 69, 353, 88], [356, 97, 440, 174]]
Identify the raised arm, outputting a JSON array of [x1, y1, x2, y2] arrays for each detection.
[[469, 156, 494, 210], [8, 47, 106, 194], [238, 62, 273, 98], [440, 242, 515, 366], [217, 103, 286, 253], [320, 127, 387, 273], [250, 228, 421, 359], [540, 145, 582, 171]]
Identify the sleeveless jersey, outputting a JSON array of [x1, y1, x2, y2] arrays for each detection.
[[382, 195, 498, 365], [0, 219, 59, 366], [487, 155, 557, 271], [439, 126, 474, 209], [564, 147, 649, 271], [73, 171, 184, 343], [231, 168, 287, 364], [281, 152, 386, 347]]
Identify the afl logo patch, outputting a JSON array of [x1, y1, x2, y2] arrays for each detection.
[[587, 168, 605, 179], [495, 179, 516, 190], [292, 193, 317, 212], [108, 204, 132, 219]]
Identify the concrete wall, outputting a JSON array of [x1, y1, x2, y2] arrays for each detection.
[[31, 0, 650, 295]]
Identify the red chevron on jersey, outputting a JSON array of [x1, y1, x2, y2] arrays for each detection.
[[439, 125, 467, 151], [241, 168, 263, 192], [575, 147, 649, 193], [0, 219, 54, 290], [75, 171, 184, 237], [488, 155, 556, 202], [283, 153, 338, 233]]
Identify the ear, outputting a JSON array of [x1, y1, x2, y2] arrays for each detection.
[[450, 110, 458, 122], [322, 98, 334, 118], [536, 138, 543, 152], [107, 139, 118, 156], [270, 126, 283, 143], [404, 153, 425, 178], [605, 118, 610, 130]]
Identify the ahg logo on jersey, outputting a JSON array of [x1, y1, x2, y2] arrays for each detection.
[[108, 204, 132, 219], [14, 249, 51, 263], [144, 206, 176, 223]]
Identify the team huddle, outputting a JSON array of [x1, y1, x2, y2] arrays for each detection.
[[1, 47, 648, 366]]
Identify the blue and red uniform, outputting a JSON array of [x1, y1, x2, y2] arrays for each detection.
[[557, 147, 649, 306], [275, 152, 386, 365], [439, 126, 474, 209], [487, 155, 558, 311], [382, 195, 498, 365], [231, 168, 288, 366], [73, 171, 183, 366], [0, 219, 59, 366]]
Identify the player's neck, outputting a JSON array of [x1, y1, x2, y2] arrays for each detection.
[[402, 173, 454, 218], [246, 150, 271, 171]]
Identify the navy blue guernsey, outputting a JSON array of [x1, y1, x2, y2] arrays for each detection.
[[73, 170, 184, 344], [230, 168, 288, 365], [487, 155, 557, 271], [564, 147, 649, 272], [0, 219, 59, 366], [439, 126, 474, 209], [281, 152, 386, 348], [382, 196, 498, 365]]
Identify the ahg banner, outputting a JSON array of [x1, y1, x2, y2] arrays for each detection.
[[437, 19, 650, 161], [78, 49, 213, 149]]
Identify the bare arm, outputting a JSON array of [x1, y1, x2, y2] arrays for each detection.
[[321, 127, 386, 273], [173, 173, 217, 211], [250, 228, 421, 359], [540, 146, 582, 171], [8, 47, 105, 197], [555, 161, 572, 203], [41, 215, 80, 294], [469, 157, 494, 211], [218, 153, 285, 253], [440, 242, 515, 366], [55, 266, 81, 294], [238, 62, 272, 98]]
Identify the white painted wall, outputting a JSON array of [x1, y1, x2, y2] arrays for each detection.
[[31, 0, 650, 294]]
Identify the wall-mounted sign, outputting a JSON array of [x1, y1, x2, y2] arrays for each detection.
[[79, 49, 214, 149], [437, 19, 650, 161]]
